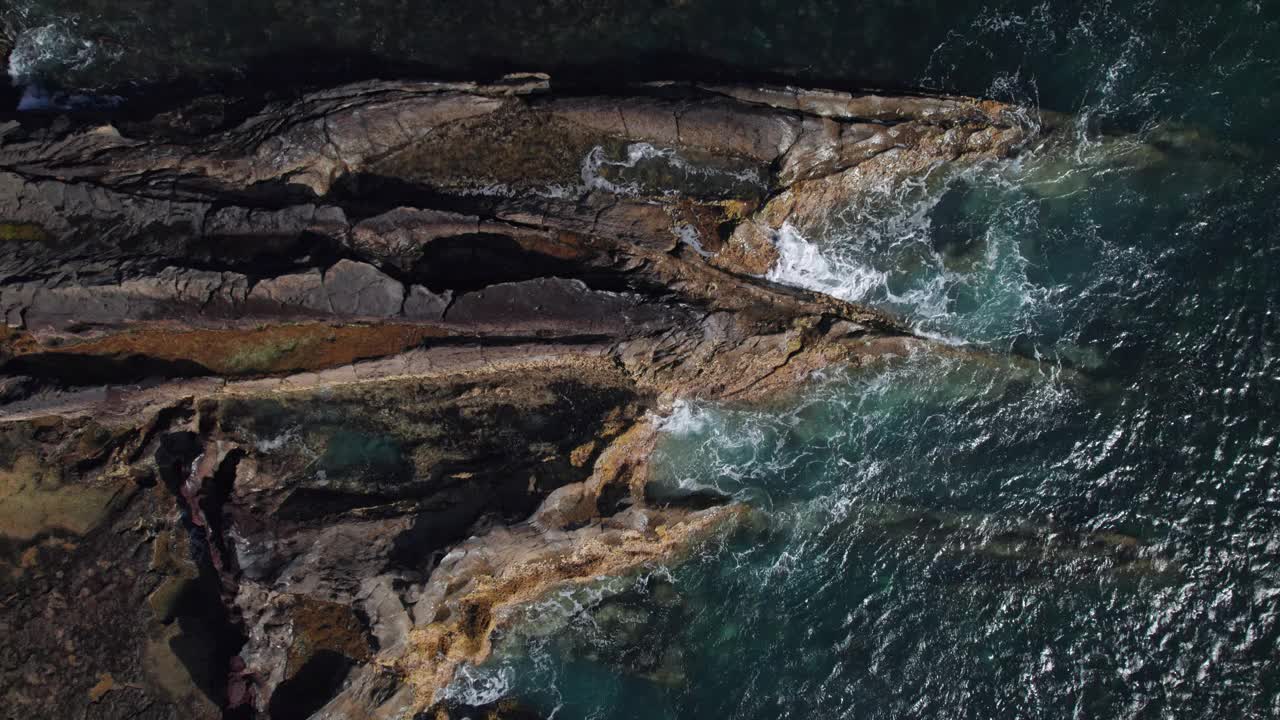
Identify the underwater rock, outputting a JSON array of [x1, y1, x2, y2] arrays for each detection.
[[432, 699, 546, 720], [491, 572, 694, 688], [820, 502, 1179, 581]]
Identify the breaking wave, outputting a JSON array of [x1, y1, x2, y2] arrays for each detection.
[[4, 10, 122, 110], [6, 20, 98, 85]]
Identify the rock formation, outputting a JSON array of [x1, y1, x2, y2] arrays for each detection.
[[0, 75, 1048, 718]]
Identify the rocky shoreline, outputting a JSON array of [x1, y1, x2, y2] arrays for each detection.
[[0, 75, 1049, 718]]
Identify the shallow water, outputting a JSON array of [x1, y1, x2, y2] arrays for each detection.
[[7, 1, 1279, 718]]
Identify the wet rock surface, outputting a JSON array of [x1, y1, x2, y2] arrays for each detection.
[[0, 77, 1048, 718]]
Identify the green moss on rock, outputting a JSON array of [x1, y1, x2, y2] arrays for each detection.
[[0, 223, 50, 243]]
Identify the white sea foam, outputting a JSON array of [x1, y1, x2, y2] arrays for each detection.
[[7, 22, 97, 85], [437, 663, 514, 706], [253, 428, 298, 454], [581, 142, 764, 197], [760, 153, 1060, 348], [676, 223, 713, 257], [761, 161, 959, 317], [6, 17, 125, 111], [655, 399, 711, 436], [582, 143, 665, 195], [765, 223, 888, 303]]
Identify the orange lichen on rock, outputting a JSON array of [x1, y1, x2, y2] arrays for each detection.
[[87, 673, 115, 703], [286, 597, 373, 673], [0, 326, 40, 357]]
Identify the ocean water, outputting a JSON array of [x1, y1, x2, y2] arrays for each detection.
[[6, 2, 1278, 718]]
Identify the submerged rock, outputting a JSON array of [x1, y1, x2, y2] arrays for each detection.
[[432, 699, 546, 720], [821, 502, 1179, 582], [0, 76, 1050, 718]]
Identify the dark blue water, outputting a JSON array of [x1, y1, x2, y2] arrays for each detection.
[[7, 2, 1278, 717]]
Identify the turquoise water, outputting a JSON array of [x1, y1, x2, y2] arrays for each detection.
[[435, 4, 1280, 718]]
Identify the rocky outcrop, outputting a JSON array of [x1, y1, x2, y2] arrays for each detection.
[[0, 76, 1049, 718]]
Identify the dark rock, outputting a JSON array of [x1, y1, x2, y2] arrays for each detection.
[[246, 270, 331, 315], [644, 482, 734, 510], [0, 374, 34, 402], [403, 285, 452, 320], [443, 277, 672, 336], [349, 207, 482, 271], [322, 260, 405, 318]]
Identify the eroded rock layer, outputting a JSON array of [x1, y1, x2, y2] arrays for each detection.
[[0, 77, 1048, 718]]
